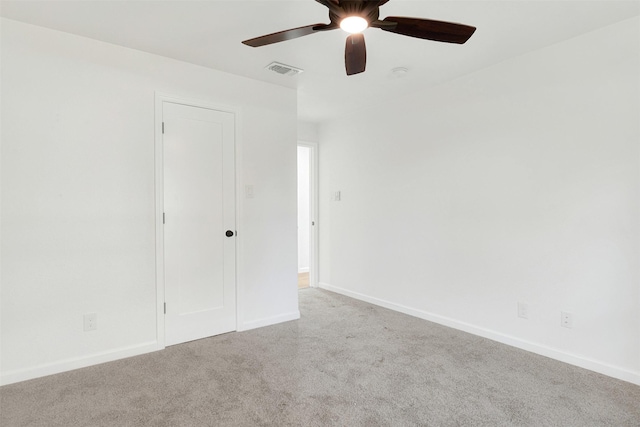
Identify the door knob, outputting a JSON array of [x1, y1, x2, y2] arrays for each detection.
[[225, 230, 234, 237]]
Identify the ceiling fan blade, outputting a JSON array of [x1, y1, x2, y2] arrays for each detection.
[[242, 23, 329, 47], [345, 33, 366, 76], [314, 22, 340, 32], [380, 16, 476, 44]]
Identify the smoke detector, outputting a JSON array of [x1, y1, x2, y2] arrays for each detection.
[[265, 62, 304, 76]]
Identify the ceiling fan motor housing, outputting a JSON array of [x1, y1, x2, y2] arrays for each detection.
[[329, 1, 380, 26]]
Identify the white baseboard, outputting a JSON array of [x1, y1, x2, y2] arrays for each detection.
[[0, 341, 162, 386], [298, 267, 309, 274], [238, 311, 300, 332], [318, 282, 640, 386], [2, 310, 302, 385]]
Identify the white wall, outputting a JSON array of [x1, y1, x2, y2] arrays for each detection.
[[298, 146, 310, 272], [297, 121, 319, 144], [0, 18, 299, 384], [318, 17, 640, 385]]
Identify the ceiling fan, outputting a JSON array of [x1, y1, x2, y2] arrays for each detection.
[[242, 0, 476, 76]]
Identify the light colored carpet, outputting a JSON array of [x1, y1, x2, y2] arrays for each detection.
[[1, 289, 639, 426]]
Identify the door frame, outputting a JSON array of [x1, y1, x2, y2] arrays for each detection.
[[297, 141, 319, 288], [154, 92, 242, 348]]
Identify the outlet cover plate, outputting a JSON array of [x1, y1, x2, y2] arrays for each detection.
[[561, 311, 573, 328], [84, 313, 97, 331], [517, 302, 529, 319]]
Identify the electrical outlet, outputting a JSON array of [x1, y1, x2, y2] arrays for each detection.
[[517, 302, 529, 319], [561, 311, 573, 328], [84, 313, 97, 332]]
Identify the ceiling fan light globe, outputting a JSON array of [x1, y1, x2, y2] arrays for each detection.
[[340, 16, 368, 34]]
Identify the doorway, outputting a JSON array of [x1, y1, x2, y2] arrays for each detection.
[[297, 143, 318, 289], [156, 96, 237, 346]]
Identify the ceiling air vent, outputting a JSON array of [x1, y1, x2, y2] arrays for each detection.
[[265, 62, 303, 76]]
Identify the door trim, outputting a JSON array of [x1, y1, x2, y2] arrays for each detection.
[[154, 92, 242, 348], [297, 141, 319, 288]]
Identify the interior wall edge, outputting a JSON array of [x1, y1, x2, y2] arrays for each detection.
[[318, 283, 640, 387]]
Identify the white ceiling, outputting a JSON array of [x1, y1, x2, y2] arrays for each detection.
[[2, 0, 638, 123]]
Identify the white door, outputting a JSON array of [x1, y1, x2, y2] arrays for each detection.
[[163, 102, 236, 346]]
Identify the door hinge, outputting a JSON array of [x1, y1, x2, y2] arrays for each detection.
[[164, 302, 166, 314], [163, 212, 165, 224], [312, 221, 315, 226], [162, 122, 165, 134]]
